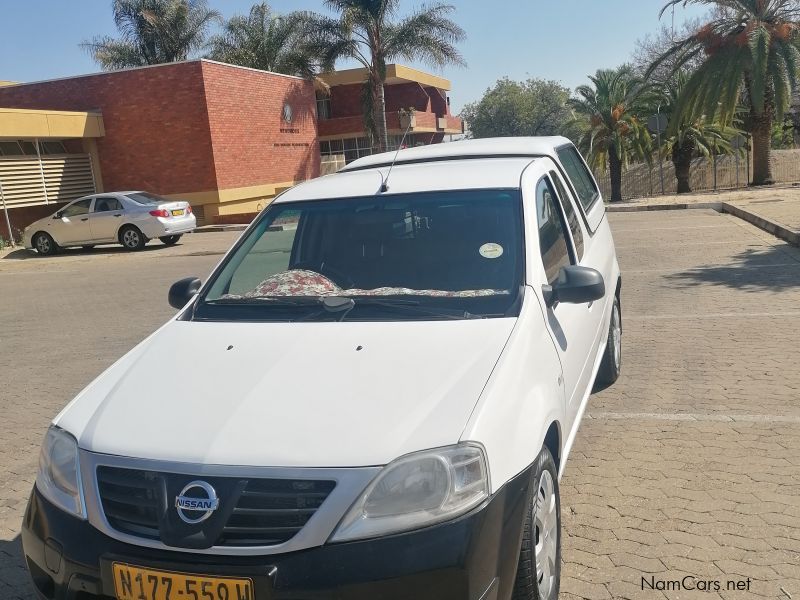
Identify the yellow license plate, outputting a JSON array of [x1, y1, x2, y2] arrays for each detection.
[[112, 563, 254, 600], [171, 209, 185, 216]]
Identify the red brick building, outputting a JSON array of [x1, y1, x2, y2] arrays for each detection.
[[317, 64, 463, 168], [0, 60, 461, 237]]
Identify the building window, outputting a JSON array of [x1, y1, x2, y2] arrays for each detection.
[[319, 135, 418, 164], [316, 95, 331, 120], [0, 141, 22, 156], [40, 141, 67, 154], [0, 140, 68, 157]]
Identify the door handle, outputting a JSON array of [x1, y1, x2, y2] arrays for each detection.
[[114, 214, 122, 217], [80, 217, 89, 222]]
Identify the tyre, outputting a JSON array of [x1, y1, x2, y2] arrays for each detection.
[[33, 232, 59, 256], [119, 226, 146, 251], [512, 445, 561, 600], [159, 235, 182, 246], [594, 294, 621, 390]]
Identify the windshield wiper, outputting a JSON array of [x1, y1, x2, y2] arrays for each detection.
[[344, 297, 483, 321], [293, 296, 356, 322], [205, 296, 320, 306]]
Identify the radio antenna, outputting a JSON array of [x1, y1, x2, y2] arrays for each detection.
[[380, 116, 414, 193]]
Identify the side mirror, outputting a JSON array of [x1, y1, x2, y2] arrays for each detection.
[[54, 212, 63, 219], [543, 265, 605, 307], [169, 277, 202, 309]]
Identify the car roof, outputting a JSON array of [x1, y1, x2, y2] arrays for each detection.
[[275, 157, 543, 203], [339, 136, 573, 172]]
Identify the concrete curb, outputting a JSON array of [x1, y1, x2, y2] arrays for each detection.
[[607, 200, 800, 247], [192, 224, 248, 234], [720, 202, 800, 247], [607, 202, 722, 213], [192, 223, 296, 234]]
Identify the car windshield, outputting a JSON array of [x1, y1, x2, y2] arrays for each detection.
[[195, 189, 524, 322], [126, 192, 168, 205]]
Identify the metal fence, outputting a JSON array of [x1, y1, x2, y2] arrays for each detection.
[[594, 148, 800, 201]]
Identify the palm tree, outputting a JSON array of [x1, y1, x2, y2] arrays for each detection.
[[570, 66, 652, 202], [649, 0, 800, 185], [652, 71, 740, 193], [83, 0, 220, 70], [309, 1, 466, 152], [208, 3, 317, 78]]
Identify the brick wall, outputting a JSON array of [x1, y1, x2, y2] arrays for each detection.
[[0, 62, 217, 195], [330, 82, 436, 118], [200, 61, 319, 189]]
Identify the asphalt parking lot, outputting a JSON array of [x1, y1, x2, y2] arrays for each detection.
[[1, 210, 799, 599]]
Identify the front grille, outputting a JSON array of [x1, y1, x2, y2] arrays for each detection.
[[96, 467, 161, 539], [96, 466, 336, 548]]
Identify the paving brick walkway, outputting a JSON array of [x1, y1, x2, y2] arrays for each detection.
[[560, 210, 800, 599]]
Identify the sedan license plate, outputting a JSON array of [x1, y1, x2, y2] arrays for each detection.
[[112, 563, 254, 600], [171, 209, 185, 216]]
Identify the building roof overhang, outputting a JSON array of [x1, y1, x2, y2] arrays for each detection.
[[318, 64, 451, 91], [0, 107, 104, 139]]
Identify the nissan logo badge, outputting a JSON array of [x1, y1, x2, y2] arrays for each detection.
[[175, 480, 220, 524]]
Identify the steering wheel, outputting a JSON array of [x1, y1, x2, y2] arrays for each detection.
[[292, 262, 355, 289]]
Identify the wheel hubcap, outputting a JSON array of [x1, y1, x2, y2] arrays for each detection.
[[611, 303, 621, 370], [123, 230, 139, 247], [36, 236, 50, 253], [534, 470, 557, 600]]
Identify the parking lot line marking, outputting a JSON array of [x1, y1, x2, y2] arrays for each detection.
[[611, 224, 735, 233], [626, 312, 800, 320], [621, 263, 800, 274], [0, 269, 79, 275], [615, 240, 772, 249], [588, 412, 800, 424]]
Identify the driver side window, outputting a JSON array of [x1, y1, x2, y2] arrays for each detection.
[[62, 199, 92, 218], [535, 178, 572, 284]]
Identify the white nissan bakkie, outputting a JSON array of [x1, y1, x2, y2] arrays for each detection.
[[24, 137, 621, 600]]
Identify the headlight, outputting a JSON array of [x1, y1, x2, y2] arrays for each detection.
[[36, 427, 86, 519], [331, 444, 489, 542]]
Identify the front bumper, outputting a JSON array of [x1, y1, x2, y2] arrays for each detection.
[[23, 467, 531, 600]]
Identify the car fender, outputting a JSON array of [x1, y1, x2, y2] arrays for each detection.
[[461, 287, 566, 493]]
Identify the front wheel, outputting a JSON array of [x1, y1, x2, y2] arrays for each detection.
[[33, 232, 59, 256], [159, 235, 182, 246], [119, 226, 146, 251], [512, 446, 561, 600], [594, 294, 621, 390]]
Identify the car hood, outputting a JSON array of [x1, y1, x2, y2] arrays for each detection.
[[56, 319, 516, 467]]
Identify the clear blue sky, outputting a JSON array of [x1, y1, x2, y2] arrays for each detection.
[[0, 0, 708, 112]]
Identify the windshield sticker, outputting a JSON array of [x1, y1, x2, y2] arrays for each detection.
[[479, 243, 504, 259]]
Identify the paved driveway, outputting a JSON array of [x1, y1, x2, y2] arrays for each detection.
[[562, 210, 800, 600], [0, 213, 798, 599]]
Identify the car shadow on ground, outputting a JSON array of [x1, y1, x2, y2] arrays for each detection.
[[665, 245, 800, 292], [1, 243, 178, 261], [0, 535, 34, 598]]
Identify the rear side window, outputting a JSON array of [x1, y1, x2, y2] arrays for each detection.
[[556, 145, 599, 212], [93, 197, 123, 212], [535, 178, 571, 284], [549, 172, 584, 261]]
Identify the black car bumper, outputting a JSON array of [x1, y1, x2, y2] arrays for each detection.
[[22, 468, 531, 600]]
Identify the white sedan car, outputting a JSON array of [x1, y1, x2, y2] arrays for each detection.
[[23, 191, 196, 255]]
